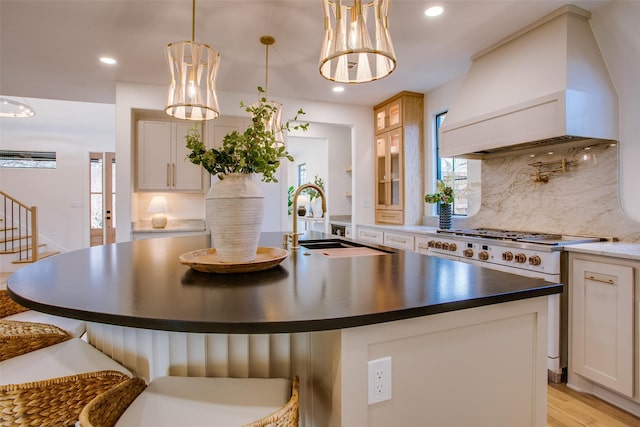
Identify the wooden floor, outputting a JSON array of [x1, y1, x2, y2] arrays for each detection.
[[548, 383, 640, 426]]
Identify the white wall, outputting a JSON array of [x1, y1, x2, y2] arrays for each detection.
[[590, 1, 640, 222], [115, 83, 372, 242], [423, 77, 482, 221], [0, 98, 115, 251]]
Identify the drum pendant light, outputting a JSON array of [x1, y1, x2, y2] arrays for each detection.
[[319, 0, 396, 84], [165, 0, 221, 121]]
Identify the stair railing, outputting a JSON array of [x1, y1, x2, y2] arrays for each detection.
[[0, 191, 38, 262]]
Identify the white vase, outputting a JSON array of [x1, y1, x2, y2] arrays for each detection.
[[312, 198, 323, 218], [206, 173, 264, 263]]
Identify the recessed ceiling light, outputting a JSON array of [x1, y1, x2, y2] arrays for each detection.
[[333, 86, 345, 93], [425, 6, 444, 17], [99, 57, 117, 65]]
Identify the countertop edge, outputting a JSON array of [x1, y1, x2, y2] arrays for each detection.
[[8, 282, 562, 334]]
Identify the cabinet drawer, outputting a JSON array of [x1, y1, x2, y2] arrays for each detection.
[[376, 210, 403, 224], [357, 228, 384, 245], [384, 232, 414, 251], [415, 236, 432, 255]]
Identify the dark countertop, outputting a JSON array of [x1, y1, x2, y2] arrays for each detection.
[[7, 232, 562, 334]]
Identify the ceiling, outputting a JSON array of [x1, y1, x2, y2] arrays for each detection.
[[0, 0, 609, 108]]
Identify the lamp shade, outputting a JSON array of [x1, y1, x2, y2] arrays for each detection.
[[319, 0, 396, 84], [147, 196, 169, 214], [165, 41, 221, 121]]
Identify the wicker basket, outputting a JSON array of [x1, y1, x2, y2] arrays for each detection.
[[245, 375, 300, 427], [80, 375, 300, 427], [0, 289, 29, 318], [0, 370, 130, 427], [0, 319, 70, 361]]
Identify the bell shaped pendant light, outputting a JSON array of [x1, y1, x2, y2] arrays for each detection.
[[256, 36, 285, 148], [165, 0, 221, 121], [319, 0, 396, 84]]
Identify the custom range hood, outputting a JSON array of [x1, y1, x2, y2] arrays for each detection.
[[440, 5, 618, 158]]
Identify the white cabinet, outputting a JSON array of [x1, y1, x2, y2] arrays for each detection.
[[415, 236, 432, 255], [136, 120, 204, 192], [356, 227, 384, 245], [203, 116, 250, 150], [383, 231, 414, 251], [570, 256, 634, 397]]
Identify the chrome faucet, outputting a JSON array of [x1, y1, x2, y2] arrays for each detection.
[[288, 183, 326, 249]]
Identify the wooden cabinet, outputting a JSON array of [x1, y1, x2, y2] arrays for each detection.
[[375, 128, 403, 217], [136, 119, 204, 192], [374, 97, 402, 133], [570, 255, 634, 397], [373, 92, 423, 225]]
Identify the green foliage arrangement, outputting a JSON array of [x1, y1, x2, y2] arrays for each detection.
[[185, 87, 308, 183], [304, 175, 325, 200], [424, 179, 454, 204]]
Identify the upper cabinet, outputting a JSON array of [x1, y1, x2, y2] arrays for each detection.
[[375, 97, 402, 134], [135, 113, 204, 192], [373, 92, 424, 225]]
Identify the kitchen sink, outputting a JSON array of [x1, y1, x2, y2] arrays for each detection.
[[298, 239, 393, 257], [299, 240, 363, 250]]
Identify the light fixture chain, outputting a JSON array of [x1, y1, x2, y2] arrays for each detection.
[[191, 0, 196, 42], [265, 42, 269, 99]]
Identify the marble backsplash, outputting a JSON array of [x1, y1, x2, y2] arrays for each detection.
[[428, 142, 640, 242]]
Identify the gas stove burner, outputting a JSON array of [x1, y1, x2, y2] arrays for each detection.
[[437, 227, 605, 245]]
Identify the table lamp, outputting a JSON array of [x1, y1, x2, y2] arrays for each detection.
[[147, 196, 169, 229]]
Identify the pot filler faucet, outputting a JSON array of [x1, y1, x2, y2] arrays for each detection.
[[288, 183, 326, 249]]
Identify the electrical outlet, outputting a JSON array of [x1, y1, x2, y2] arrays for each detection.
[[368, 356, 392, 404]]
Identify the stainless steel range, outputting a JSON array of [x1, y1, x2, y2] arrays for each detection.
[[425, 227, 606, 383]]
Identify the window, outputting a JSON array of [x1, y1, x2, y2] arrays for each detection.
[[298, 163, 307, 186], [0, 150, 56, 169], [435, 112, 467, 215]]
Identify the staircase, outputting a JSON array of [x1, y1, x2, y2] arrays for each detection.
[[1, 191, 59, 269]]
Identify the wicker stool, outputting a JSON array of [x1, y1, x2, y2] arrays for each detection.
[[0, 319, 70, 361], [0, 370, 130, 426], [0, 289, 28, 318], [1, 289, 86, 338], [1, 338, 133, 426], [80, 375, 300, 427]]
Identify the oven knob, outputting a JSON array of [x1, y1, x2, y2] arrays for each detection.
[[514, 253, 527, 263], [502, 251, 513, 261], [478, 251, 489, 261], [436, 241, 443, 249], [529, 255, 542, 266], [428, 240, 436, 248], [463, 248, 474, 258], [442, 242, 450, 250], [449, 243, 457, 252]]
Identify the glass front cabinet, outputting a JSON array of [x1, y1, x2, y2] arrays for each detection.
[[373, 92, 424, 225]]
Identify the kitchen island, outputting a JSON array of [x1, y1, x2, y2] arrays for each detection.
[[8, 232, 561, 426]]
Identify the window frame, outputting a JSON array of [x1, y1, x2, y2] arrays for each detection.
[[435, 111, 468, 216]]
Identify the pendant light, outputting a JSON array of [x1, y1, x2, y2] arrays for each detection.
[[165, 0, 221, 121], [319, 0, 396, 84], [257, 35, 285, 148], [0, 97, 35, 118]]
